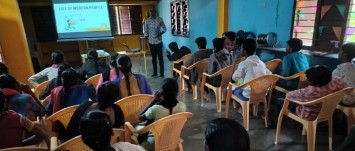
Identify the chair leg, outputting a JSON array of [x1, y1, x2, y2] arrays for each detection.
[[180, 76, 184, 96], [241, 101, 250, 131], [225, 85, 232, 118], [192, 84, 197, 100], [347, 109, 353, 135], [200, 86, 204, 107], [274, 110, 285, 144], [215, 88, 221, 112], [217, 88, 222, 112], [263, 101, 269, 128], [178, 143, 183, 151], [306, 122, 317, 151], [328, 118, 333, 151]]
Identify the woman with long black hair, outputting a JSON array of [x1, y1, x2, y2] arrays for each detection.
[[46, 68, 96, 115], [138, 78, 186, 150], [113, 54, 151, 99], [65, 81, 124, 141]]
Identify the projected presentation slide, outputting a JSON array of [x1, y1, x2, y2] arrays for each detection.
[[53, 0, 112, 39]]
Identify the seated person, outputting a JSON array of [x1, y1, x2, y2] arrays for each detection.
[[0, 62, 9, 75], [78, 49, 110, 81], [205, 38, 232, 100], [184, 37, 213, 92], [138, 78, 186, 150], [204, 118, 249, 151], [286, 65, 345, 121], [65, 81, 124, 141], [232, 39, 271, 101], [0, 74, 45, 121], [333, 42, 355, 106], [223, 31, 240, 57], [80, 110, 145, 151], [47, 68, 96, 115], [114, 54, 152, 99], [39, 63, 72, 100], [279, 38, 309, 90], [28, 51, 64, 87], [96, 53, 122, 90], [0, 89, 50, 149], [166, 42, 191, 78]]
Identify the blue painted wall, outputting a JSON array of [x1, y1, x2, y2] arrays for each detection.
[[158, 0, 218, 52], [229, 0, 294, 47]]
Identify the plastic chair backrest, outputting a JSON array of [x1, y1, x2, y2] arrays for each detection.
[[195, 59, 209, 80], [34, 80, 49, 98], [316, 87, 354, 121], [265, 59, 282, 73], [115, 94, 153, 125], [47, 105, 79, 136], [218, 65, 234, 89], [84, 74, 101, 88], [249, 75, 279, 102], [147, 112, 193, 151]]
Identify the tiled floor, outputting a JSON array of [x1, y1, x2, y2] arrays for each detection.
[[130, 55, 348, 151]]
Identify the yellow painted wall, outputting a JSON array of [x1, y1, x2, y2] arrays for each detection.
[[0, 1, 34, 85], [217, 0, 229, 37]]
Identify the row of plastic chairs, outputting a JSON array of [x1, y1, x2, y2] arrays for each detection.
[[170, 53, 282, 112], [40, 94, 191, 151], [225, 70, 355, 151]]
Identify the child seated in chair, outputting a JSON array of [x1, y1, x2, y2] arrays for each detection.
[[279, 38, 309, 90], [286, 65, 345, 121], [333, 42, 355, 106], [231, 39, 271, 101]]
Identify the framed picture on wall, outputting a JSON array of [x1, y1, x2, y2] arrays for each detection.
[[171, 0, 189, 37]]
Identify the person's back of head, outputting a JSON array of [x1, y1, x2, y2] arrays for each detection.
[[286, 38, 303, 52], [160, 78, 179, 114], [56, 63, 72, 86], [168, 42, 179, 52], [116, 54, 133, 96], [213, 38, 224, 53], [223, 31, 236, 42], [0, 74, 18, 90], [80, 110, 113, 151], [236, 37, 244, 48], [61, 68, 79, 89], [51, 51, 64, 64], [195, 37, 207, 49], [0, 63, 8, 75], [87, 49, 98, 60], [97, 81, 119, 110], [109, 53, 119, 68], [306, 65, 332, 87], [341, 43, 355, 62], [241, 39, 256, 56], [204, 118, 250, 151]]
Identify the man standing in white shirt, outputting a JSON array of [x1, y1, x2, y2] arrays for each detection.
[[144, 7, 166, 78]]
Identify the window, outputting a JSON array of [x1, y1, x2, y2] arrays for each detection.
[[110, 5, 142, 35], [345, 0, 355, 42], [293, 0, 319, 46], [292, 0, 355, 52]]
